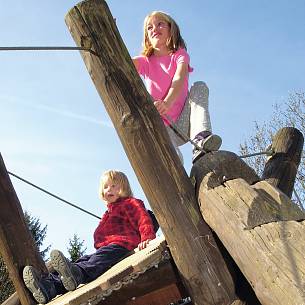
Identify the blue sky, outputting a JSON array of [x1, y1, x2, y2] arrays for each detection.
[[1, 0, 304, 257]]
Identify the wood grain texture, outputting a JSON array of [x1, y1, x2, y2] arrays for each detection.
[[199, 178, 305, 305], [65, 1, 239, 304], [262, 127, 304, 198], [0, 154, 47, 305]]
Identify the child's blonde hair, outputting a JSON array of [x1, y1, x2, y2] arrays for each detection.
[[99, 170, 133, 201], [142, 11, 186, 57]]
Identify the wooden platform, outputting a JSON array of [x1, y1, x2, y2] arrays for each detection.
[[47, 236, 168, 305]]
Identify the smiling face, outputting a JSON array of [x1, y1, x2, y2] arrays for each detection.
[[142, 11, 186, 57], [146, 15, 170, 50]]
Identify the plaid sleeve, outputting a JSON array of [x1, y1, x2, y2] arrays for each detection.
[[125, 198, 156, 241]]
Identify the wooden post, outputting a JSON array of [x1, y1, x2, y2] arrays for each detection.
[[65, 1, 238, 304], [262, 127, 304, 198], [0, 154, 48, 305], [191, 150, 305, 305]]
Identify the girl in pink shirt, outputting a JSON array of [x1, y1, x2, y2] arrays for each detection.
[[133, 11, 222, 163]]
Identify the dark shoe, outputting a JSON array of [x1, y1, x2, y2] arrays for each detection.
[[50, 250, 82, 291], [192, 132, 222, 163], [23, 266, 57, 304], [194, 133, 222, 152]]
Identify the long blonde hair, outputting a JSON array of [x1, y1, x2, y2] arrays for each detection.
[[99, 170, 133, 201], [142, 11, 186, 57]]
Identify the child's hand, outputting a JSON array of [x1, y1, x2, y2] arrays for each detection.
[[154, 100, 170, 116], [138, 239, 151, 250]]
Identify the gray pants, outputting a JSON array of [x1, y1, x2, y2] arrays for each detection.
[[166, 81, 212, 163]]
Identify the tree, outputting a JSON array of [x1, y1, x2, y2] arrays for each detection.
[[240, 90, 305, 209], [0, 211, 50, 303], [23, 211, 51, 259], [67, 234, 87, 262]]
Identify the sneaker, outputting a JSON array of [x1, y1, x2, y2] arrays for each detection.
[[196, 133, 222, 152], [50, 250, 82, 291], [192, 133, 222, 163], [23, 266, 57, 304]]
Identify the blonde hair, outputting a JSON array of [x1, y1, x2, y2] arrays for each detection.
[[142, 11, 186, 57], [99, 170, 133, 201]]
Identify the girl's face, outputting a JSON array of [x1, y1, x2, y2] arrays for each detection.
[[102, 179, 121, 204], [146, 15, 170, 49]]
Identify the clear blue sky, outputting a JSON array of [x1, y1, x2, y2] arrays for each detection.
[[1, 0, 304, 256]]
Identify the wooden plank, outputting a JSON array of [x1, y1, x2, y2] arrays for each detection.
[[0, 154, 47, 305], [64, 1, 239, 304], [47, 237, 168, 305], [98, 262, 180, 305], [125, 283, 181, 305]]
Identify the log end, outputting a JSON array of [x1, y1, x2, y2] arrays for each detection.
[[190, 151, 260, 193]]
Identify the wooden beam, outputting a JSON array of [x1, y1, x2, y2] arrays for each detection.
[[0, 154, 48, 305], [65, 1, 239, 304], [262, 127, 304, 198], [191, 150, 305, 305]]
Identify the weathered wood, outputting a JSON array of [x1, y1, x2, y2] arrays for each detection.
[[192, 151, 305, 305], [1, 263, 57, 305], [1, 293, 21, 305], [125, 283, 182, 305], [262, 127, 304, 198], [98, 261, 180, 305], [191, 150, 260, 192], [65, 1, 238, 304], [0, 154, 47, 305]]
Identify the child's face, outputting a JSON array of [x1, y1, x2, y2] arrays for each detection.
[[102, 179, 121, 204], [146, 15, 170, 49]]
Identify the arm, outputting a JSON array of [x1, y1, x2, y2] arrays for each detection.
[[125, 199, 156, 250], [154, 61, 189, 116], [132, 57, 140, 71]]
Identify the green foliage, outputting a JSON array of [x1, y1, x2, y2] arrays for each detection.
[[240, 91, 305, 209], [67, 234, 87, 262], [0, 211, 50, 303], [24, 211, 51, 259], [0, 257, 15, 303]]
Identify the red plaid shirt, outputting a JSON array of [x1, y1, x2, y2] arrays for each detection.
[[93, 197, 156, 251]]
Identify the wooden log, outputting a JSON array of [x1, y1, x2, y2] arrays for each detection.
[[0, 154, 48, 305], [65, 1, 238, 304], [262, 127, 304, 198], [191, 151, 305, 305]]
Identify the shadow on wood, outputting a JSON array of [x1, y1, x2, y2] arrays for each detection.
[[191, 147, 305, 305]]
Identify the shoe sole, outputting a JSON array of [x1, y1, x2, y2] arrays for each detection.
[[23, 266, 48, 304], [50, 250, 77, 291], [201, 134, 222, 152]]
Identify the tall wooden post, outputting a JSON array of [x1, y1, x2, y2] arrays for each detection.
[[0, 154, 48, 305], [262, 127, 304, 198], [65, 1, 238, 304]]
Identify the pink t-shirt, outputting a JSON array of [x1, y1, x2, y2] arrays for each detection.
[[135, 48, 193, 125]]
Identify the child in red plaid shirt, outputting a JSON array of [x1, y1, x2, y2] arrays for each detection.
[[23, 170, 156, 304]]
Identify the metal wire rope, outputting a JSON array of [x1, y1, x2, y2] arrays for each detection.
[[8, 171, 100, 220]]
